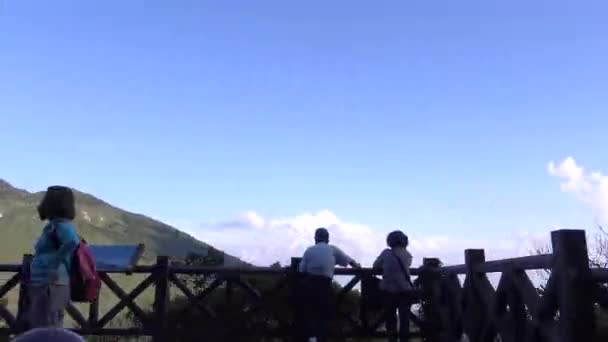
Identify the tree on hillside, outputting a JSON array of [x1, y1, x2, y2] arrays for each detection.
[[589, 226, 608, 269], [533, 226, 608, 283], [175, 248, 225, 291]]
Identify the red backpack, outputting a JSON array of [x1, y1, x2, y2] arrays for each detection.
[[69, 239, 102, 302], [51, 227, 102, 303]]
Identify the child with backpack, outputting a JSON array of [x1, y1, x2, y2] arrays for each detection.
[[29, 186, 100, 329]]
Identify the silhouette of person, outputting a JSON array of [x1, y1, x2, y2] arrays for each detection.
[[29, 186, 80, 329], [296, 227, 360, 342], [373, 230, 414, 342]]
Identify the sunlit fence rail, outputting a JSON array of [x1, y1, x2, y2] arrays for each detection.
[[0, 229, 606, 342]]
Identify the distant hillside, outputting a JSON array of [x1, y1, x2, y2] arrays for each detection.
[[0, 179, 241, 266]]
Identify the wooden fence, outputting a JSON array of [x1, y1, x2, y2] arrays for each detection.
[[0, 229, 606, 341], [422, 229, 608, 342]]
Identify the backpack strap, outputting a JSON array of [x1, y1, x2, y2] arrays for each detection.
[[49, 221, 61, 250], [391, 249, 415, 289], [48, 221, 77, 272]]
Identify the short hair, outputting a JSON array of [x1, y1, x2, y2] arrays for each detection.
[[14, 328, 85, 342], [314, 227, 330, 243], [37, 186, 76, 221], [386, 230, 408, 248]]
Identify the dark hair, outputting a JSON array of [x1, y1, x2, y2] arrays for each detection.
[[314, 227, 329, 244], [37, 186, 76, 221], [386, 230, 408, 249]]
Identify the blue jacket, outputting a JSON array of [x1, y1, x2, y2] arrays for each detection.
[[30, 219, 80, 285]]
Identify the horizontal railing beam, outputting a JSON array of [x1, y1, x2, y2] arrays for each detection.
[[169, 266, 420, 276], [5, 255, 555, 277], [72, 328, 146, 336], [441, 264, 467, 274], [439, 254, 553, 274], [2, 262, 417, 275], [591, 268, 608, 283], [0, 264, 21, 272], [97, 265, 156, 273], [474, 254, 553, 273]]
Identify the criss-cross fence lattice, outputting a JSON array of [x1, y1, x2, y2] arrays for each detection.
[[0, 229, 606, 342], [419, 229, 608, 342], [0, 257, 428, 340]]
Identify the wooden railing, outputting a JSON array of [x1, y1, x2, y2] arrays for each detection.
[[0, 229, 606, 342], [0, 258, 428, 340], [419, 229, 608, 342]]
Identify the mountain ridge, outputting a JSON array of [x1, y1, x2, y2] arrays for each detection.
[[0, 178, 242, 266]]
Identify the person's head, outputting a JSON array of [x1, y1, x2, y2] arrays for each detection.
[[14, 328, 85, 342], [386, 230, 408, 249], [314, 227, 330, 244], [37, 186, 76, 221]]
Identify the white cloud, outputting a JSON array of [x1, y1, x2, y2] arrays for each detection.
[[177, 210, 541, 269], [548, 157, 608, 224]]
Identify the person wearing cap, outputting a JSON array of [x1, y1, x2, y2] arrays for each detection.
[[297, 227, 360, 342], [29, 186, 81, 329], [373, 230, 414, 342]]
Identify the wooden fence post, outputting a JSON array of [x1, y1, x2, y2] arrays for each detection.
[[88, 297, 99, 334], [444, 272, 464, 340], [463, 249, 494, 342], [153, 256, 170, 342], [290, 257, 303, 340], [419, 257, 444, 342], [225, 277, 234, 305], [16, 254, 32, 334], [551, 229, 594, 342]]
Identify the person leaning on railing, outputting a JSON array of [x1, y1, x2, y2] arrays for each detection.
[[296, 228, 361, 342], [373, 230, 414, 342], [28, 186, 81, 329]]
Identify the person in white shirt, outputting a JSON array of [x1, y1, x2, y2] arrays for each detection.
[[296, 228, 360, 342], [373, 230, 414, 342]]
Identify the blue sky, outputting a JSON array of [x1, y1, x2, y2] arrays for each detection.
[[1, 1, 608, 262]]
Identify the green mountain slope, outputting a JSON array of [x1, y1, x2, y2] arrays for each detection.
[[0, 179, 246, 329], [0, 179, 240, 265]]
